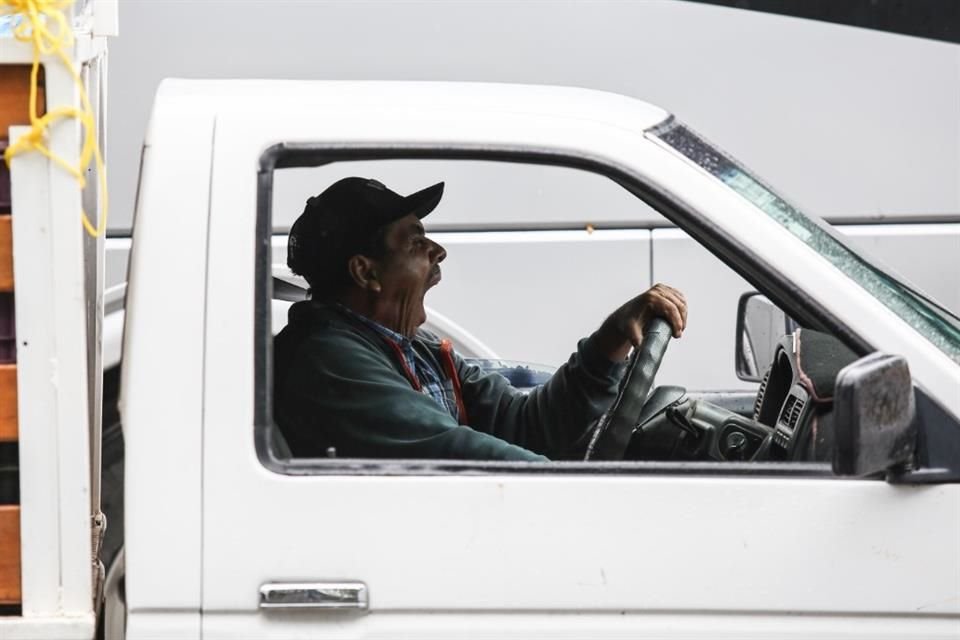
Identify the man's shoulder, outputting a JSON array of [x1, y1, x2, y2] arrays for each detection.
[[277, 301, 388, 358]]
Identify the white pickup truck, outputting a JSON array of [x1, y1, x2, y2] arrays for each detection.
[[98, 80, 959, 639]]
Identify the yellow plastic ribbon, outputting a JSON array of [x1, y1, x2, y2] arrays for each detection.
[[1, 0, 108, 237]]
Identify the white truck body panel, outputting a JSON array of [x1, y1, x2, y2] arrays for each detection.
[[119, 115, 213, 636], [119, 80, 960, 638]]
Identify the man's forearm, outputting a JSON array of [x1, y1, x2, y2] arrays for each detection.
[[594, 316, 633, 362]]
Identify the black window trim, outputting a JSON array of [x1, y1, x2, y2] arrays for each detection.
[[254, 140, 873, 478]]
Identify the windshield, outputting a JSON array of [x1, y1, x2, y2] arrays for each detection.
[[648, 118, 960, 364]]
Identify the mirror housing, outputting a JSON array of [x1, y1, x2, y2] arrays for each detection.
[[832, 352, 917, 477], [735, 292, 790, 382]]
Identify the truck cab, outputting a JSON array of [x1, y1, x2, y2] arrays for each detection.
[[117, 80, 960, 639]]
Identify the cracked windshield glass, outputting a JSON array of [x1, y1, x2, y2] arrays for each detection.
[[650, 120, 960, 363]]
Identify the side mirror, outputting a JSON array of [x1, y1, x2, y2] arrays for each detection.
[[833, 352, 917, 477], [735, 293, 791, 382]]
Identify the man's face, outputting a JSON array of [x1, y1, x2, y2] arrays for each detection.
[[372, 213, 447, 336]]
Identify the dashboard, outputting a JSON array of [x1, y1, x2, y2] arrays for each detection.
[[623, 328, 860, 463], [752, 329, 859, 462]]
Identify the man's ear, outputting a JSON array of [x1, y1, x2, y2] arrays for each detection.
[[347, 255, 382, 293]]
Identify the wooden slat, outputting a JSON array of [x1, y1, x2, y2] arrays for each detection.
[[0, 215, 10, 292], [0, 141, 9, 215], [0, 505, 19, 605], [0, 65, 45, 136], [0, 64, 29, 611], [0, 365, 15, 443]]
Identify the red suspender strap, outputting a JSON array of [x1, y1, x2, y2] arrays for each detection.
[[440, 339, 469, 425], [383, 338, 422, 391]]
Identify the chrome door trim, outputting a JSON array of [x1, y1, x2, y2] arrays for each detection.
[[259, 582, 369, 610]]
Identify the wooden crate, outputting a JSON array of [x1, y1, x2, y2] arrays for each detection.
[[0, 141, 9, 215], [0, 65, 45, 138], [0, 62, 31, 614], [0, 365, 14, 443], [0, 216, 10, 292], [0, 64, 45, 215], [0, 505, 19, 605]]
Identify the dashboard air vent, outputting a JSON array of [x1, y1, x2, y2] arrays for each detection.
[[786, 396, 806, 430], [779, 393, 807, 433], [753, 367, 771, 422]]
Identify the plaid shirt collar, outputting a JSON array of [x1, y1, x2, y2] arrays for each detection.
[[335, 303, 410, 348], [334, 304, 459, 420]]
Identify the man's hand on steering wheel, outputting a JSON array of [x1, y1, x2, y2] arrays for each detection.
[[584, 284, 687, 461], [594, 283, 688, 361]]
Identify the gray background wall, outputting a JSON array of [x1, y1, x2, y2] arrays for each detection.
[[108, 0, 960, 232]]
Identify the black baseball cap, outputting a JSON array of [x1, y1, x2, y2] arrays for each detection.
[[287, 177, 445, 291]]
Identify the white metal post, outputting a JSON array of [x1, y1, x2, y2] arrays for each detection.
[[8, 126, 61, 616], [1, 36, 99, 637], [43, 42, 95, 618]]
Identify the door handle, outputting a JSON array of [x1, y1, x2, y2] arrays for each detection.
[[259, 582, 369, 610]]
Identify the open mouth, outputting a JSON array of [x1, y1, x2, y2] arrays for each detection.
[[428, 266, 442, 287]]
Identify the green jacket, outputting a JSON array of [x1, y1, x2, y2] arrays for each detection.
[[273, 301, 625, 461]]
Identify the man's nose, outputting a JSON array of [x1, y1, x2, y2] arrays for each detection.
[[428, 238, 447, 263]]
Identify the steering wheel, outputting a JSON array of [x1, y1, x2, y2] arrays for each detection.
[[584, 317, 673, 461]]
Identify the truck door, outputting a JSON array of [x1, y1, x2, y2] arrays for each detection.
[[199, 117, 960, 640]]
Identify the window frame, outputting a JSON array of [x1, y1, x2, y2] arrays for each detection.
[[254, 141, 870, 478]]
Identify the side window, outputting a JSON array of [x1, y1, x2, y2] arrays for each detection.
[[271, 160, 664, 370], [261, 156, 853, 473]]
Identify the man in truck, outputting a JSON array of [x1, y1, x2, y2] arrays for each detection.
[[273, 177, 687, 461]]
